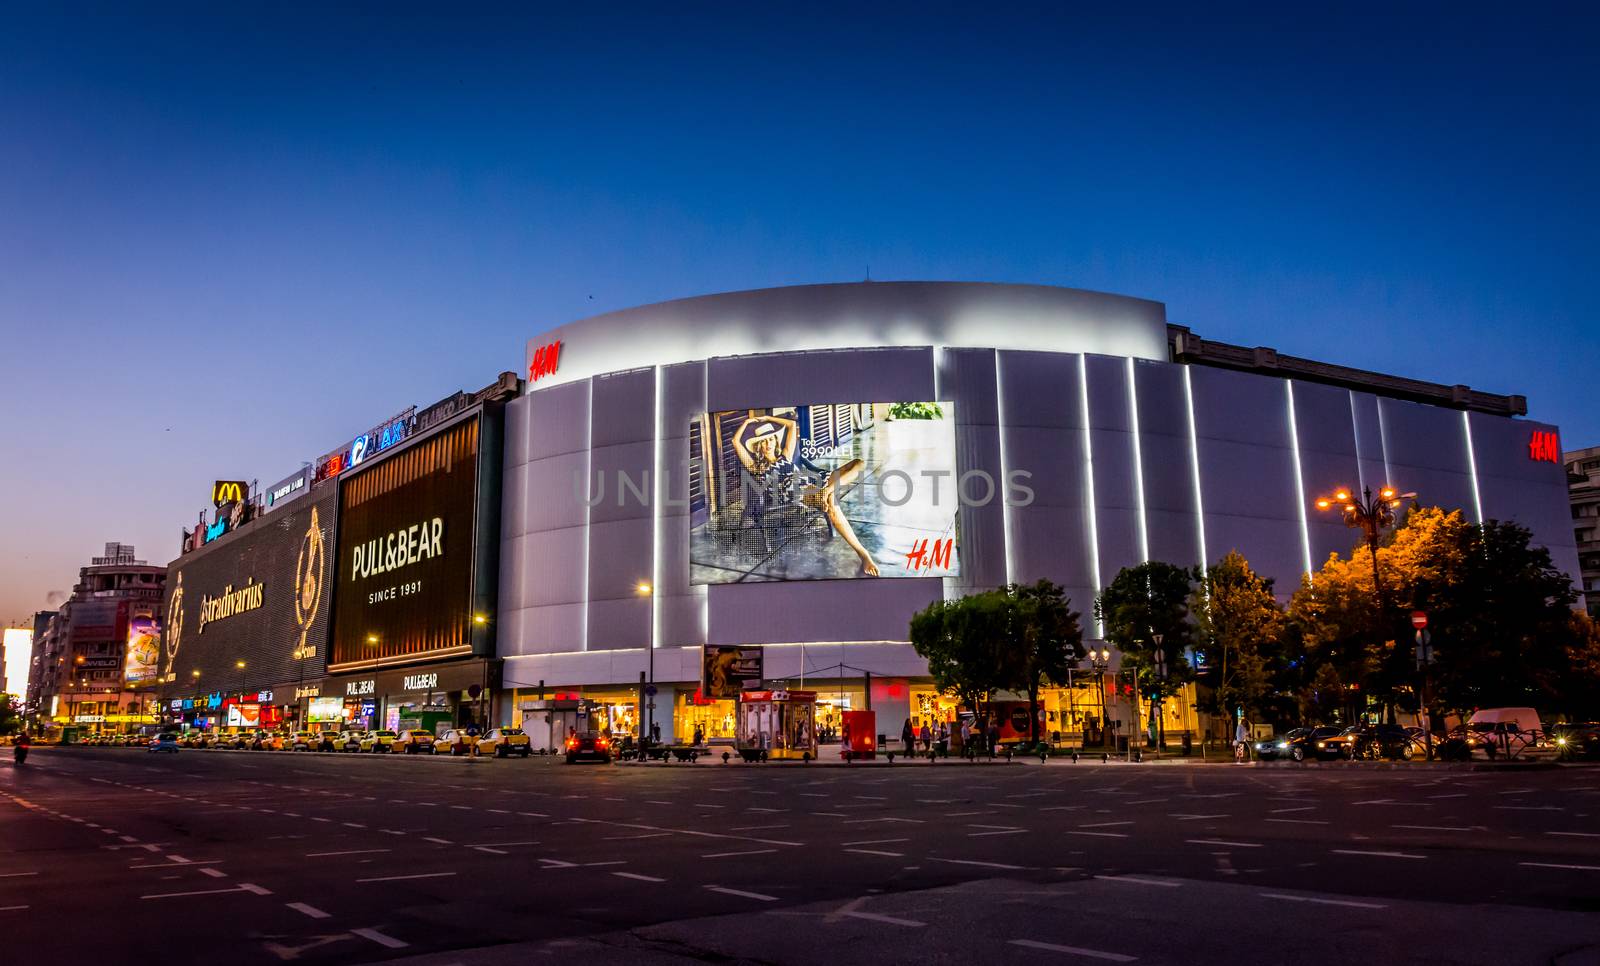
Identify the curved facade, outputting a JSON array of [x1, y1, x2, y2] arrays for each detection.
[[498, 281, 1577, 741]]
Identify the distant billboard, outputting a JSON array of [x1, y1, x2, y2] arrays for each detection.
[[2, 628, 33, 699], [122, 614, 160, 687], [702, 646, 762, 700]]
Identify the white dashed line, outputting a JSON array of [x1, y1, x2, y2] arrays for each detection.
[[355, 872, 458, 883], [421, 837, 454, 845], [306, 849, 391, 858], [1331, 849, 1425, 860], [845, 848, 904, 857], [1262, 893, 1384, 909], [704, 885, 778, 902], [612, 872, 666, 882], [351, 926, 410, 949], [842, 910, 925, 927], [1008, 938, 1137, 961], [1187, 839, 1262, 848], [1094, 875, 1181, 888], [1520, 862, 1600, 871], [929, 857, 1028, 871], [286, 902, 331, 919]]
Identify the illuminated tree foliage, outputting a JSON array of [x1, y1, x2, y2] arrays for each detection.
[[1194, 551, 1286, 719]]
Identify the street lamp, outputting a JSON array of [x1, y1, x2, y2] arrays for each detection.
[[637, 582, 654, 753], [1085, 647, 1112, 749], [1314, 485, 1415, 608]]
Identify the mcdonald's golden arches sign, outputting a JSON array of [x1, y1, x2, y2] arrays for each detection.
[[212, 480, 248, 507]]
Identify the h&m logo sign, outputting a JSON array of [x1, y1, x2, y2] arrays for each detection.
[[1529, 430, 1561, 464], [529, 340, 562, 381]]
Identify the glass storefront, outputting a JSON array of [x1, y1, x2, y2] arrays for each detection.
[[675, 693, 735, 741]]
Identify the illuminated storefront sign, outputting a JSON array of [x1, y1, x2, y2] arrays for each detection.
[[205, 519, 229, 543], [1529, 429, 1561, 463], [212, 480, 248, 507], [529, 340, 562, 381], [197, 578, 264, 634], [265, 470, 308, 509], [313, 407, 418, 486], [346, 678, 377, 697], [351, 518, 444, 580], [401, 672, 438, 691]]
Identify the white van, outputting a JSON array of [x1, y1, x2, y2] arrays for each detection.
[[1467, 707, 1542, 733]]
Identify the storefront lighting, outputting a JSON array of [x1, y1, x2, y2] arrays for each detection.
[[473, 614, 487, 625], [636, 582, 652, 595], [367, 634, 380, 644]]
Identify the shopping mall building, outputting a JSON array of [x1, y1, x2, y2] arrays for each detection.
[[494, 281, 1579, 746], [156, 281, 1577, 748]]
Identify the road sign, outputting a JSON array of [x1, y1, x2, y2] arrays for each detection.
[[1410, 610, 1428, 630]]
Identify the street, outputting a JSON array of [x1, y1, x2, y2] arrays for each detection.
[[4, 749, 1600, 965]]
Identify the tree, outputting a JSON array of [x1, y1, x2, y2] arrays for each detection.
[[0, 695, 18, 736], [1194, 551, 1287, 721], [909, 592, 1009, 725], [1096, 562, 1197, 744], [1561, 612, 1600, 721], [996, 580, 1085, 744]]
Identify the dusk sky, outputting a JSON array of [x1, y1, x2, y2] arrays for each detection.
[[1, 4, 1594, 624]]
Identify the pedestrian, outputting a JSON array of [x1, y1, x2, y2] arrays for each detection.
[[1234, 716, 1250, 763], [901, 718, 914, 757], [920, 722, 931, 755], [936, 720, 949, 757], [960, 718, 973, 758], [692, 724, 704, 746], [987, 720, 1000, 758]]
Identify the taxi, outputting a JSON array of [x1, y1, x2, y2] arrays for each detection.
[[395, 729, 436, 754], [289, 731, 320, 752], [334, 730, 365, 752], [477, 728, 532, 758], [436, 729, 477, 756], [360, 730, 399, 753]]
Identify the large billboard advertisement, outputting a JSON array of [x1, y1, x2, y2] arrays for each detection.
[[689, 402, 960, 583], [159, 486, 336, 696], [122, 614, 161, 687], [330, 416, 480, 670]]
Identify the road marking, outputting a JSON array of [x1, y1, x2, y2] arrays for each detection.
[[1080, 821, 1132, 828], [539, 859, 578, 869], [703, 848, 778, 859], [845, 848, 905, 857], [970, 829, 1029, 837], [421, 837, 454, 845], [1520, 862, 1600, 871], [286, 902, 331, 919], [731, 824, 790, 831], [705, 885, 779, 901], [1269, 806, 1316, 814], [613, 872, 666, 882], [1094, 875, 1181, 888], [0, 872, 39, 878], [0, 905, 28, 912], [1125, 799, 1166, 805], [239, 882, 272, 895], [1331, 849, 1425, 860], [842, 910, 925, 927], [305, 849, 392, 858], [1169, 814, 1229, 821], [1187, 839, 1262, 848], [1266, 818, 1329, 826], [381, 829, 405, 836], [342, 822, 367, 829], [1066, 831, 1128, 839], [930, 857, 1028, 870], [1427, 793, 1468, 799], [842, 838, 909, 846], [310, 817, 332, 823], [1392, 825, 1477, 832], [355, 872, 458, 883], [1008, 938, 1137, 961], [199, 868, 228, 878], [1549, 831, 1600, 839], [351, 927, 409, 949], [518, 811, 549, 818], [1261, 893, 1385, 909], [474, 847, 508, 854], [1495, 806, 1564, 812], [487, 808, 509, 814], [140, 886, 255, 900]]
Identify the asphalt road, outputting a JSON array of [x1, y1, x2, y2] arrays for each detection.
[[4, 747, 1600, 965]]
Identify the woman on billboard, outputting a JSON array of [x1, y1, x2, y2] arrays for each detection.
[[731, 414, 880, 576]]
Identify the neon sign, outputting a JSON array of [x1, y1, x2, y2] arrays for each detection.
[[529, 340, 562, 381], [1529, 429, 1561, 463], [204, 519, 228, 543], [313, 408, 417, 485]]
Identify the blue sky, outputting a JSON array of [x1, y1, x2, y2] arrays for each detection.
[[1, 3, 1594, 621]]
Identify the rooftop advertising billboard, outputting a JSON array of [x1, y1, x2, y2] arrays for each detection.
[[689, 401, 960, 583], [159, 486, 335, 696], [330, 416, 481, 670]]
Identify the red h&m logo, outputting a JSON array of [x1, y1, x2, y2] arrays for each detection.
[[904, 538, 954, 573], [529, 340, 562, 381], [1529, 429, 1561, 463]]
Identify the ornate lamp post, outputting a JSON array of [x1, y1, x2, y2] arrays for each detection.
[[1085, 647, 1112, 748], [1314, 485, 1415, 608]]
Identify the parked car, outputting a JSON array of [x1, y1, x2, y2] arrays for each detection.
[[395, 729, 436, 754], [1311, 726, 1362, 760], [1441, 721, 1548, 760], [436, 729, 476, 756], [1553, 723, 1600, 761], [148, 732, 181, 753], [1349, 724, 1420, 761], [1255, 726, 1344, 762], [361, 730, 398, 753], [334, 730, 365, 753], [564, 731, 612, 764], [288, 731, 319, 752], [478, 728, 532, 758]]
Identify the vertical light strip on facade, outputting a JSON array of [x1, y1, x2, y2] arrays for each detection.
[[1348, 391, 1367, 493], [995, 351, 1016, 584], [1376, 397, 1394, 486], [1125, 357, 1150, 564], [1462, 410, 1485, 524], [1182, 365, 1209, 570], [581, 378, 593, 652], [651, 366, 663, 648], [1078, 354, 1104, 637], [1286, 380, 1314, 578]]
